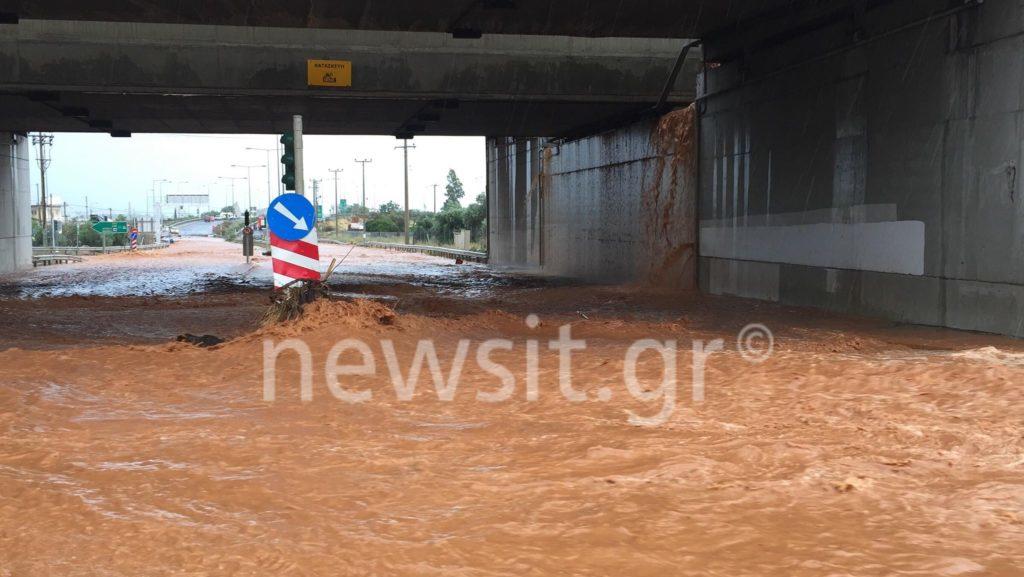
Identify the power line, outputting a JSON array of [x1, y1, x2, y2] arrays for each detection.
[[329, 168, 343, 235], [31, 133, 55, 247]]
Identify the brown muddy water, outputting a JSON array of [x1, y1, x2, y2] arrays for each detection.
[[0, 239, 1021, 576]]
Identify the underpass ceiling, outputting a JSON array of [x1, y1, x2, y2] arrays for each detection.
[[0, 0, 802, 38]]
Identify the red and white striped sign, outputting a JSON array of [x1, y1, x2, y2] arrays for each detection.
[[129, 228, 138, 251], [270, 228, 320, 288]]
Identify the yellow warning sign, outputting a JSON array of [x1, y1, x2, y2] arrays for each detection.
[[307, 60, 352, 87]]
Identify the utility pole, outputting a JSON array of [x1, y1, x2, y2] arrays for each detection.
[[69, 202, 77, 246], [309, 178, 321, 230], [32, 134, 53, 247], [329, 168, 343, 236], [432, 184, 439, 213], [354, 158, 372, 212], [394, 139, 415, 244]]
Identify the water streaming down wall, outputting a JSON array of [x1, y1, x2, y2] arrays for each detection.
[[487, 107, 698, 288], [489, 0, 1023, 338]]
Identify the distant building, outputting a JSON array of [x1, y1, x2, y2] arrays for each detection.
[[31, 202, 64, 223]]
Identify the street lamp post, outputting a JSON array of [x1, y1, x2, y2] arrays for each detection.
[[151, 179, 168, 216], [217, 176, 247, 213], [231, 164, 266, 214], [151, 179, 169, 240], [245, 146, 277, 208]]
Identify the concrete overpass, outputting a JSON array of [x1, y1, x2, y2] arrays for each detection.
[[0, 15, 700, 273], [0, 20, 699, 137], [5, 0, 1024, 340]]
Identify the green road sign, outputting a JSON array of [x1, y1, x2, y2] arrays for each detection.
[[92, 221, 129, 234], [316, 205, 323, 220]]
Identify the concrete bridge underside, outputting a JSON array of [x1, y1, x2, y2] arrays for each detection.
[[0, 20, 699, 136], [0, 0, 792, 39]]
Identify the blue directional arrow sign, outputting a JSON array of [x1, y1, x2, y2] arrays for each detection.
[[267, 193, 316, 241]]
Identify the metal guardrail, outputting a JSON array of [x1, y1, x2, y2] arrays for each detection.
[[362, 241, 487, 263], [31, 244, 169, 256], [32, 254, 84, 267]]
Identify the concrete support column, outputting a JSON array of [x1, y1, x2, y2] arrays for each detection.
[[489, 137, 546, 268], [487, 137, 513, 266], [512, 139, 529, 266], [0, 132, 32, 273]]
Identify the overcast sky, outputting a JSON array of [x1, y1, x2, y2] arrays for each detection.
[[30, 133, 486, 218]]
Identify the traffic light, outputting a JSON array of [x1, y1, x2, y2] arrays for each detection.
[[280, 131, 296, 191]]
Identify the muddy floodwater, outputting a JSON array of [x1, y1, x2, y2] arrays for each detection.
[[0, 239, 1022, 576]]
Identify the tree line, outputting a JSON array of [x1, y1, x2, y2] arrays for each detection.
[[362, 170, 486, 245]]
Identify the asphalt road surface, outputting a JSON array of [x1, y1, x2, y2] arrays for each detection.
[[177, 219, 219, 236]]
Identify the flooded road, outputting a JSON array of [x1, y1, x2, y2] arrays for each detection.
[[0, 239, 1022, 575], [177, 219, 219, 237], [0, 238, 502, 301]]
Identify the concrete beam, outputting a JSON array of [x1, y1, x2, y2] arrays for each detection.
[[0, 20, 701, 136], [0, 0, 795, 39]]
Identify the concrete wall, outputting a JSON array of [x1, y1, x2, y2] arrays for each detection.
[[699, 0, 1024, 337], [0, 132, 32, 273], [488, 107, 697, 287]]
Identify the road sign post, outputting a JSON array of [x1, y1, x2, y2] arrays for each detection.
[[267, 193, 320, 289], [242, 226, 254, 264]]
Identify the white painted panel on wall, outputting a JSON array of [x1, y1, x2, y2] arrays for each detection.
[[708, 258, 781, 301], [700, 221, 926, 276]]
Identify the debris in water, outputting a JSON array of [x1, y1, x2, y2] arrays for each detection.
[[175, 334, 225, 348], [262, 258, 342, 325], [324, 291, 399, 305]]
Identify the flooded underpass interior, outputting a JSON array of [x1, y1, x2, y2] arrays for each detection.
[[0, 238, 1022, 575]]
